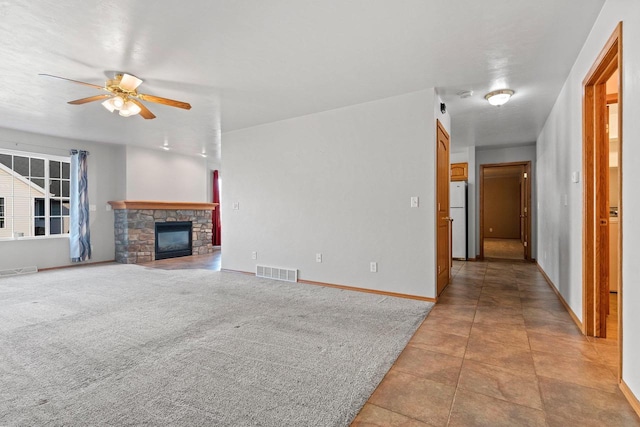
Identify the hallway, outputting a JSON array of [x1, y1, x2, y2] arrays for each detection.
[[353, 260, 639, 426]]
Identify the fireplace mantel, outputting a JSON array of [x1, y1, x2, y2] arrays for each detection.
[[108, 200, 218, 210]]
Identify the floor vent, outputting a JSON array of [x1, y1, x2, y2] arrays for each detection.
[[0, 266, 38, 277], [256, 265, 298, 283]]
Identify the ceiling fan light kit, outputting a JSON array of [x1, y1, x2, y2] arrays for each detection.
[[40, 72, 192, 120], [485, 89, 514, 106]]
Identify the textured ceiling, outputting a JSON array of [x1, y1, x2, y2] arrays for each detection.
[[0, 1, 605, 160]]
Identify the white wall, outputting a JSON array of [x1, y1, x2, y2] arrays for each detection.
[[124, 145, 209, 202], [537, 0, 640, 401], [0, 128, 125, 270], [476, 144, 537, 258], [222, 89, 448, 298]]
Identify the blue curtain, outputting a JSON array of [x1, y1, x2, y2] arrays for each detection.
[[70, 150, 91, 262]]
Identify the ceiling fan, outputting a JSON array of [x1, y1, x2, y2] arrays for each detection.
[[39, 73, 191, 119]]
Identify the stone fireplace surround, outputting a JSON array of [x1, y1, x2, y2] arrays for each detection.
[[108, 201, 218, 264]]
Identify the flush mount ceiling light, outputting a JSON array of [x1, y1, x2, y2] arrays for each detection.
[[485, 89, 514, 106]]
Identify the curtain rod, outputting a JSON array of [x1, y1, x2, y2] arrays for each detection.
[[0, 140, 78, 155]]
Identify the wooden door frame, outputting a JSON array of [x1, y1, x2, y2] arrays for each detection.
[[436, 119, 451, 296], [479, 161, 532, 261], [582, 22, 622, 373]]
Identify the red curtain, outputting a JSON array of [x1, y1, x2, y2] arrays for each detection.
[[212, 170, 221, 245]]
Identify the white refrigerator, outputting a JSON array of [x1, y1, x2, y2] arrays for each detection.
[[450, 181, 467, 259]]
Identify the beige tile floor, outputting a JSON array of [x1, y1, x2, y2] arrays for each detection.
[[352, 260, 640, 427]]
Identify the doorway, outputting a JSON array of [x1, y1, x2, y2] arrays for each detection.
[[582, 21, 622, 369], [479, 161, 531, 261], [436, 120, 451, 296]]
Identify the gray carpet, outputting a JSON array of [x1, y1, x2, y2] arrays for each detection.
[[0, 264, 432, 426]]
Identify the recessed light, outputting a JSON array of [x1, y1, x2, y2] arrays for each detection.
[[485, 89, 514, 106]]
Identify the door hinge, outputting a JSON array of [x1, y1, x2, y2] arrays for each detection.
[[606, 124, 609, 133], [524, 241, 528, 247], [438, 265, 441, 274], [524, 172, 528, 179], [524, 207, 527, 213]]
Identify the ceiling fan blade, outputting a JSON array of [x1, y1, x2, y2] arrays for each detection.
[[39, 73, 105, 90], [119, 73, 143, 91], [67, 94, 112, 105], [130, 99, 156, 119], [137, 93, 191, 110]]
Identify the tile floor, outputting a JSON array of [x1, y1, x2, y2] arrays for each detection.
[[352, 260, 640, 427]]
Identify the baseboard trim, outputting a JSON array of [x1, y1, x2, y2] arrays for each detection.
[[299, 279, 437, 303], [39, 260, 115, 272], [536, 262, 583, 332], [220, 269, 436, 302], [621, 380, 640, 419], [221, 268, 254, 276]]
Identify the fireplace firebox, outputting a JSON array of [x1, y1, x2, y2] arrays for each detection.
[[155, 221, 193, 260]]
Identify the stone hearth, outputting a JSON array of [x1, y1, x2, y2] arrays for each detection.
[[109, 201, 218, 264]]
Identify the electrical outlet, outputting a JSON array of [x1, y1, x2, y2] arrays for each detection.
[[251, 251, 257, 260], [233, 202, 240, 210], [316, 253, 322, 263], [370, 262, 377, 273]]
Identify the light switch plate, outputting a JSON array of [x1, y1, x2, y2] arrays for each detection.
[[233, 202, 240, 210], [410, 196, 419, 208]]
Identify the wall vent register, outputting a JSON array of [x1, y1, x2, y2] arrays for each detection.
[[256, 265, 298, 283]]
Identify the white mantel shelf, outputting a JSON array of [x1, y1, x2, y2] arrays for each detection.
[[108, 201, 218, 210]]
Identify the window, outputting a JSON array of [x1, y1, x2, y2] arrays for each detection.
[[0, 149, 70, 239]]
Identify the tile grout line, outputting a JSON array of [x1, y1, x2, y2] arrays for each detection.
[[520, 265, 552, 424], [445, 262, 487, 426]]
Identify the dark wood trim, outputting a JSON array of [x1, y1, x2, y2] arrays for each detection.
[[436, 119, 451, 296], [582, 22, 622, 379], [536, 262, 583, 332], [479, 166, 484, 260], [108, 200, 218, 210], [479, 161, 532, 261]]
